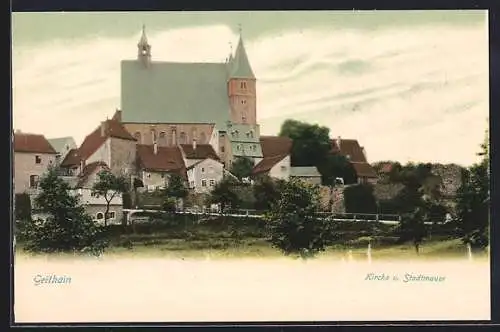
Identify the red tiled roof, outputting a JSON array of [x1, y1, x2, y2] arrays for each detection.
[[330, 138, 367, 163], [352, 162, 378, 178], [14, 133, 57, 154], [380, 162, 394, 173], [260, 136, 293, 157], [136, 144, 187, 179], [60, 148, 82, 167], [180, 144, 220, 160], [77, 119, 136, 162], [252, 154, 288, 175], [76, 161, 109, 188]]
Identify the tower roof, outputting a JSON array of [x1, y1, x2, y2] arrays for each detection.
[[138, 24, 149, 47], [229, 35, 255, 79]]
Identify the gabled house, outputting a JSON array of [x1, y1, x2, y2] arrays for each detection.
[[179, 141, 224, 193], [59, 119, 137, 177], [71, 161, 123, 225], [48, 136, 77, 165], [252, 136, 292, 180], [14, 131, 58, 194], [330, 136, 378, 184], [136, 143, 187, 192]]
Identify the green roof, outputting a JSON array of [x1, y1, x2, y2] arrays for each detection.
[[121, 60, 232, 128], [229, 37, 255, 79], [290, 166, 322, 177]]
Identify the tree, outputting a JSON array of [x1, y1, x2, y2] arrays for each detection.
[[279, 119, 356, 185], [92, 169, 128, 226], [21, 166, 108, 254], [265, 179, 332, 258], [252, 175, 284, 210], [230, 157, 254, 180], [15, 193, 32, 222], [207, 177, 240, 213], [343, 184, 378, 214], [164, 173, 188, 203], [397, 207, 428, 255]]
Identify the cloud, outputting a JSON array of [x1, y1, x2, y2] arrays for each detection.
[[12, 22, 488, 166]]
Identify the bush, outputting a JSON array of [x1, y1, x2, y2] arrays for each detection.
[[21, 166, 109, 255], [344, 184, 378, 214], [15, 193, 32, 222], [265, 179, 332, 258]]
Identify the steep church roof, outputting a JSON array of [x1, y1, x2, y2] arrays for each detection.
[[121, 61, 231, 128], [229, 36, 255, 79]]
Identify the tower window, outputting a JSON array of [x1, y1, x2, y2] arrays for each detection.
[[240, 82, 247, 89], [241, 100, 247, 105]]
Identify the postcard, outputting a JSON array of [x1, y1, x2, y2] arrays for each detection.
[[12, 10, 490, 323]]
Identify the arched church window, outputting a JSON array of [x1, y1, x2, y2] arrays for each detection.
[[134, 132, 142, 144], [240, 82, 247, 89], [159, 131, 167, 146], [151, 129, 157, 143], [179, 132, 187, 144], [200, 132, 207, 144]]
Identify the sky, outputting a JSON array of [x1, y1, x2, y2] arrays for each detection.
[[11, 10, 489, 166]]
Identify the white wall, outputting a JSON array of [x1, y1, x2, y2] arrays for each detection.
[[188, 158, 224, 194], [74, 188, 123, 206], [269, 155, 291, 181], [86, 137, 111, 166], [14, 152, 57, 194]]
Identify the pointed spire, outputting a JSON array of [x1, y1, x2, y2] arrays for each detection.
[[138, 24, 149, 47], [229, 27, 255, 79], [137, 24, 151, 64]]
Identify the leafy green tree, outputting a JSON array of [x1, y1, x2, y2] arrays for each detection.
[[21, 166, 108, 254], [92, 169, 128, 226], [230, 157, 255, 180], [252, 175, 285, 210], [207, 177, 240, 213], [397, 207, 428, 255], [164, 173, 188, 209], [279, 119, 357, 185], [343, 183, 378, 214], [265, 179, 332, 258]]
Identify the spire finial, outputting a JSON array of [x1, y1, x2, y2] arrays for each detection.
[[238, 23, 242, 35]]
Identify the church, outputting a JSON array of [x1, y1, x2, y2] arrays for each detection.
[[113, 25, 264, 168]]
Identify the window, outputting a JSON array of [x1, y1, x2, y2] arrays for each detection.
[[147, 173, 151, 178], [29, 175, 39, 188], [96, 212, 104, 220], [249, 130, 254, 138], [221, 146, 225, 153], [202, 179, 207, 187], [252, 145, 256, 151], [240, 81, 247, 89], [210, 179, 215, 186], [201, 167, 205, 173], [237, 145, 240, 151], [241, 100, 247, 105], [179, 132, 187, 144], [106, 211, 116, 220], [35, 155, 41, 164], [134, 132, 142, 143]]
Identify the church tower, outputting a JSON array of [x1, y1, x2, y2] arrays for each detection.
[[137, 24, 151, 67], [227, 30, 256, 125]]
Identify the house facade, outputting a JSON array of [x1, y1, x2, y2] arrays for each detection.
[[14, 132, 58, 194], [135, 143, 187, 192], [186, 157, 225, 194], [252, 136, 293, 180], [330, 136, 378, 184]]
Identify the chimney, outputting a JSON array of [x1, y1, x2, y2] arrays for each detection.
[[153, 142, 158, 155], [100, 121, 107, 137], [192, 138, 197, 151]]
